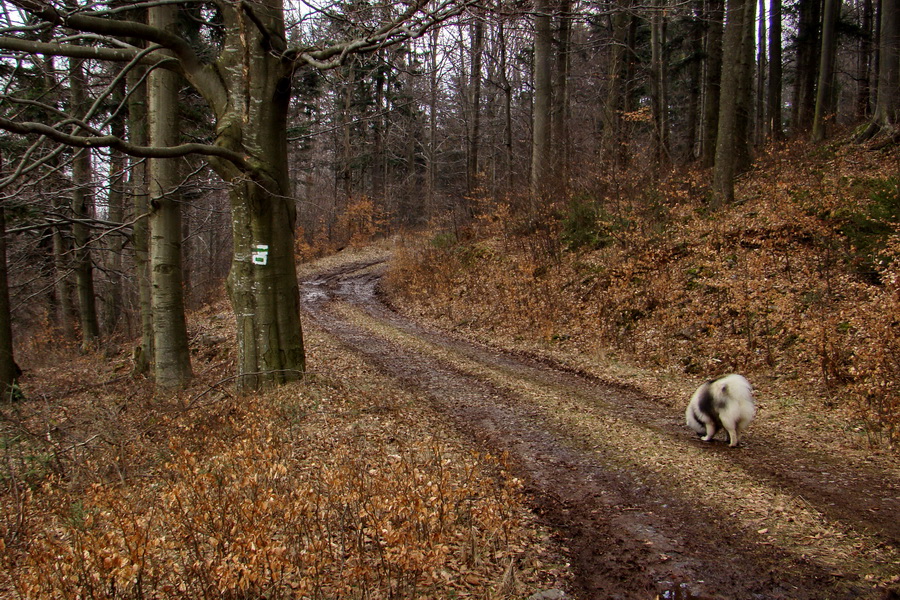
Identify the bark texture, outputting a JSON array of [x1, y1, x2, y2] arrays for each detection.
[[148, 4, 192, 388]]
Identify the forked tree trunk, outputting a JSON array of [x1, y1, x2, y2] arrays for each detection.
[[207, 3, 305, 390]]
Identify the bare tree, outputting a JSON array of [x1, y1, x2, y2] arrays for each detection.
[[0, 0, 469, 390]]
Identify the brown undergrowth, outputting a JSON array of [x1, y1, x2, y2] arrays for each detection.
[[386, 138, 900, 448], [1, 303, 560, 598]]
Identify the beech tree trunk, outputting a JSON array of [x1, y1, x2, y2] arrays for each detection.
[[0, 0, 451, 392], [128, 66, 153, 376], [148, 4, 192, 388], [210, 3, 305, 389]]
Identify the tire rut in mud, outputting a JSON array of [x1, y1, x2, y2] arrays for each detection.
[[300, 258, 898, 600]]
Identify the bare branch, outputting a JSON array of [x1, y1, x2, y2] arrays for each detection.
[[0, 116, 258, 174], [290, 0, 475, 70], [7, 0, 205, 73], [0, 35, 155, 64]]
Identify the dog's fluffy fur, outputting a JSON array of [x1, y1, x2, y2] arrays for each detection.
[[685, 374, 756, 447]]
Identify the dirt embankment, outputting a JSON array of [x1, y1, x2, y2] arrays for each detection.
[[300, 250, 900, 600]]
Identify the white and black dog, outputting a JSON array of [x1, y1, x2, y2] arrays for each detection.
[[685, 374, 756, 447]]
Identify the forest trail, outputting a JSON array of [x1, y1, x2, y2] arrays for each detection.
[[299, 251, 900, 600]]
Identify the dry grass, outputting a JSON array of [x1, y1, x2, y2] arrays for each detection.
[[1, 310, 563, 598]]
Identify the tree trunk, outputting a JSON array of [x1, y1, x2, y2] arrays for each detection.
[[0, 204, 18, 398], [128, 65, 152, 376], [427, 26, 438, 212], [768, 0, 784, 138], [685, 2, 704, 160], [602, 4, 634, 169], [858, 0, 900, 140], [530, 0, 553, 208], [650, 1, 670, 169], [552, 0, 572, 189], [856, 0, 874, 120], [210, 3, 305, 390], [756, 0, 767, 143], [499, 20, 514, 194], [69, 56, 101, 350], [372, 58, 386, 203], [105, 84, 127, 335], [812, 0, 840, 141], [468, 18, 484, 195], [51, 219, 75, 339], [713, 0, 756, 204], [148, 4, 192, 388], [701, 0, 725, 167], [793, 0, 822, 134], [340, 65, 355, 205]]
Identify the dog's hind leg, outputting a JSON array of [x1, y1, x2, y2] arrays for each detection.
[[725, 427, 739, 447], [702, 421, 718, 442]]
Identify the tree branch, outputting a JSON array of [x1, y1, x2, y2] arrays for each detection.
[[0, 117, 258, 175], [290, 0, 473, 70], [0, 35, 167, 65], [8, 0, 205, 74]]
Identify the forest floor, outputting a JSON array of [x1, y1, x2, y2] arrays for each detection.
[[298, 243, 900, 600]]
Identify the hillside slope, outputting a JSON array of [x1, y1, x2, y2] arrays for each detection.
[[386, 138, 900, 450]]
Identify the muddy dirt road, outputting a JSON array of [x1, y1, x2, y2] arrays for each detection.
[[300, 254, 900, 600]]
